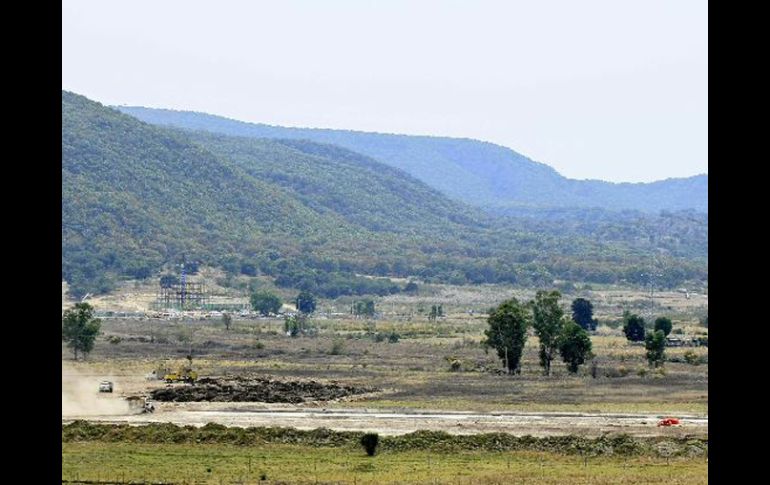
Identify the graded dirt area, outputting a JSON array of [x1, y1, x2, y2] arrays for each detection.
[[63, 401, 707, 438]]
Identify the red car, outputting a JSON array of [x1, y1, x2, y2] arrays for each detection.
[[657, 418, 680, 426]]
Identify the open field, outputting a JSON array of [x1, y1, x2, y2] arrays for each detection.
[[62, 442, 707, 484], [63, 281, 706, 482], [63, 304, 708, 423], [62, 422, 707, 485]]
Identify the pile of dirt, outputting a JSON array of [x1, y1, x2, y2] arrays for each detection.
[[150, 376, 378, 403]]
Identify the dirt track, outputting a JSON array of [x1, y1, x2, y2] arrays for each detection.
[[63, 402, 707, 438]]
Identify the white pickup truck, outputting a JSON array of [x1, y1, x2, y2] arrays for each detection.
[[98, 381, 113, 393]]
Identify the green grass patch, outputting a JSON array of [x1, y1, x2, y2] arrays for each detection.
[[62, 441, 708, 484], [63, 422, 707, 457]]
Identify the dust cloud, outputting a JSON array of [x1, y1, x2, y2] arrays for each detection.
[[62, 362, 130, 416]]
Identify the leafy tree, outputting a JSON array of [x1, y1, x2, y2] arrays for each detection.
[[353, 299, 375, 318], [571, 298, 597, 331], [645, 330, 666, 367], [296, 291, 317, 314], [222, 312, 232, 331], [404, 281, 419, 294], [250, 290, 282, 316], [61, 303, 102, 360], [484, 297, 530, 374], [622, 312, 646, 342], [284, 314, 308, 337], [428, 305, 437, 321], [531, 290, 565, 376], [654, 316, 673, 336], [159, 274, 179, 288], [558, 321, 593, 373]]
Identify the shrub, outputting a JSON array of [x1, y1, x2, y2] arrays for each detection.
[[683, 350, 701, 365], [107, 335, 122, 345], [388, 332, 400, 343], [361, 433, 379, 456], [330, 340, 345, 355]]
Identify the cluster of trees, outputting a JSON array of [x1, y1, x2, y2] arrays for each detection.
[[428, 305, 444, 321], [621, 312, 673, 367], [353, 299, 376, 318], [622, 313, 673, 341], [484, 291, 593, 375], [249, 290, 319, 317]]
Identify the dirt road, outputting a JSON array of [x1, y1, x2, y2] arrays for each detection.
[[63, 402, 707, 438]]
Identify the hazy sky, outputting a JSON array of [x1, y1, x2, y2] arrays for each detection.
[[62, 0, 707, 183]]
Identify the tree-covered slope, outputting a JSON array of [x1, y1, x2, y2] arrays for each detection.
[[63, 91, 706, 298], [117, 106, 707, 213]]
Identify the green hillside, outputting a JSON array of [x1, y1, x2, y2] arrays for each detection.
[[118, 106, 708, 213], [63, 91, 706, 298]]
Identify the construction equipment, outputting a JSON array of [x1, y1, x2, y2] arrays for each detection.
[[146, 366, 172, 381], [98, 381, 113, 393], [126, 396, 155, 413], [163, 367, 198, 384]]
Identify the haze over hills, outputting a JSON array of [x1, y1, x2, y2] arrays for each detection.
[[117, 107, 707, 214], [63, 91, 706, 298]]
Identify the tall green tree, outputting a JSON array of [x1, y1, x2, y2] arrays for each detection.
[[484, 297, 530, 374], [531, 290, 565, 376], [622, 312, 646, 342], [654, 316, 673, 336], [353, 299, 376, 318], [296, 291, 317, 314], [62, 303, 102, 360], [645, 330, 666, 367], [558, 320, 593, 374], [571, 298, 597, 331], [250, 290, 282, 316]]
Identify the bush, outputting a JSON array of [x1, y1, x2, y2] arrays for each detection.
[[107, 335, 122, 345], [361, 432, 379, 456], [388, 332, 401, 343], [330, 340, 345, 355], [683, 350, 704, 365]]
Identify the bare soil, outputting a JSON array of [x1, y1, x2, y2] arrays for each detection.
[[150, 376, 378, 403]]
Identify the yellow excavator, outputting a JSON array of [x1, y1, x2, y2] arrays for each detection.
[[163, 366, 198, 383]]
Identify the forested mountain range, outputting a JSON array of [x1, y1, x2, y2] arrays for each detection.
[[118, 106, 707, 214], [63, 91, 707, 298]]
